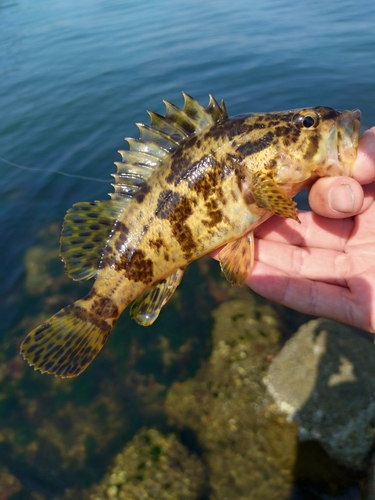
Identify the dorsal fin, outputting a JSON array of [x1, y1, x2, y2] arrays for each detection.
[[61, 94, 227, 281], [111, 93, 228, 200], [60, 199, 126, 281]]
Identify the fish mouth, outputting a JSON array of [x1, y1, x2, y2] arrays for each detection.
[[329, 109, 361, 176]]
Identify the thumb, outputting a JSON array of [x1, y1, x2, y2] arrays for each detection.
[[308, 177, 364, 219]]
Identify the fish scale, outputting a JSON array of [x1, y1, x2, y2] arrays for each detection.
[[20, 93, 361, 377]]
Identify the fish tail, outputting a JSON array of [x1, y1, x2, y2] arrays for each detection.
[[20, 300, 115, 378]]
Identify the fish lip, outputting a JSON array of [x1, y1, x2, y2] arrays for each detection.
[[335, 109, 361, 176]]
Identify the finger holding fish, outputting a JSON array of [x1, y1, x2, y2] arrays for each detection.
[[308, 127, 375, 218], [244, 260, 372, 333], [240, 128, 375, 332]]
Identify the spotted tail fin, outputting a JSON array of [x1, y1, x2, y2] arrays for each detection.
[[20, 301, 114, 378]]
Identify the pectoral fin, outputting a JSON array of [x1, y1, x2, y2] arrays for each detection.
[[130, 268, 185, 326], [251, 172, 300, 222], [218, 232, 254, 286]]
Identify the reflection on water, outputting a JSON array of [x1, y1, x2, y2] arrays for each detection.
[[1, 0, 375, 497]]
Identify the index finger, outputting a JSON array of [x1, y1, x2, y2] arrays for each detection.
[[254, 211, 354, 251]]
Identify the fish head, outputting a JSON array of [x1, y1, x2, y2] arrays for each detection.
[[299, 106, 361, 176], [267, 106, 361, 187]]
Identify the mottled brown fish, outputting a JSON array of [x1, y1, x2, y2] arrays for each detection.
[[21, 93, 361, 377]]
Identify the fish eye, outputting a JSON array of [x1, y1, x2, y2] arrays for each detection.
[[293, 110, 320, 129], [302, 116, 315, 128]]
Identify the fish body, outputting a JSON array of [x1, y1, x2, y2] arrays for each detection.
[[21, 94, 361, 377]]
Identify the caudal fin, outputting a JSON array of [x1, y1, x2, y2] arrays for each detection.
[[20, 303, 113, 378]]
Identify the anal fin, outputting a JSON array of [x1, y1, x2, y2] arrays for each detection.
[[218, 232, 254, 286], [130, 268, 185, 326], [251, 171, 300, 222]]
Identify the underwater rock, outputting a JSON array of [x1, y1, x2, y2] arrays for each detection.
[[24, 246, 54, 295], [166, 299, 299, 500], [266, 318, 375, 469], [85, 428, 205, 500], [0, 466, 23, 498]]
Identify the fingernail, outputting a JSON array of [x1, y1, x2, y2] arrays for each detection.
[[328, 184, 355, 213]]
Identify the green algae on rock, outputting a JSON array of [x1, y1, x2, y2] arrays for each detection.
[[0, 466, 23, 499], [166, 299, 299, 500], [83, 429, 206, 500], [24, 246, 55, 296]]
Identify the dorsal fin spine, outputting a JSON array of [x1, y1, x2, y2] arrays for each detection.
[[136, 123, 179, 151], [220, 99, 228, 117], [181, 92, 213, 129], [124, 138, 169, 158], [117, 151, 162, 169], [163, 100, 198, 134], [111, 93, 228, 200], [147, 111, 190, 143], [206, 94, 228, 122]]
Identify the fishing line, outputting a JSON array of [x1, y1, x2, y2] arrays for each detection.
[[0, 155, 109, 183]]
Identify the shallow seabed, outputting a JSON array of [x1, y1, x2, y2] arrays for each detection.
[[1, 0, 375, 498]]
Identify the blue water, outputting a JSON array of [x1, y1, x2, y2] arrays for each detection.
[[1, 0, 375, 496]]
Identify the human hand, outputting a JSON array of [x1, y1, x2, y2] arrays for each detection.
[[216, 128, 375, 332]]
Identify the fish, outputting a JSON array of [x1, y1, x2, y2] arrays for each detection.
[[20, 93, 361, 378]]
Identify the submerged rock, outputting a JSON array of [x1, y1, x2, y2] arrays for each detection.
[[166, 299, 299, 500], [24, 246, 54, 295], [266, 318, 375, 469], [84, 428, 205, 500], [0, 466, 23, 499]]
